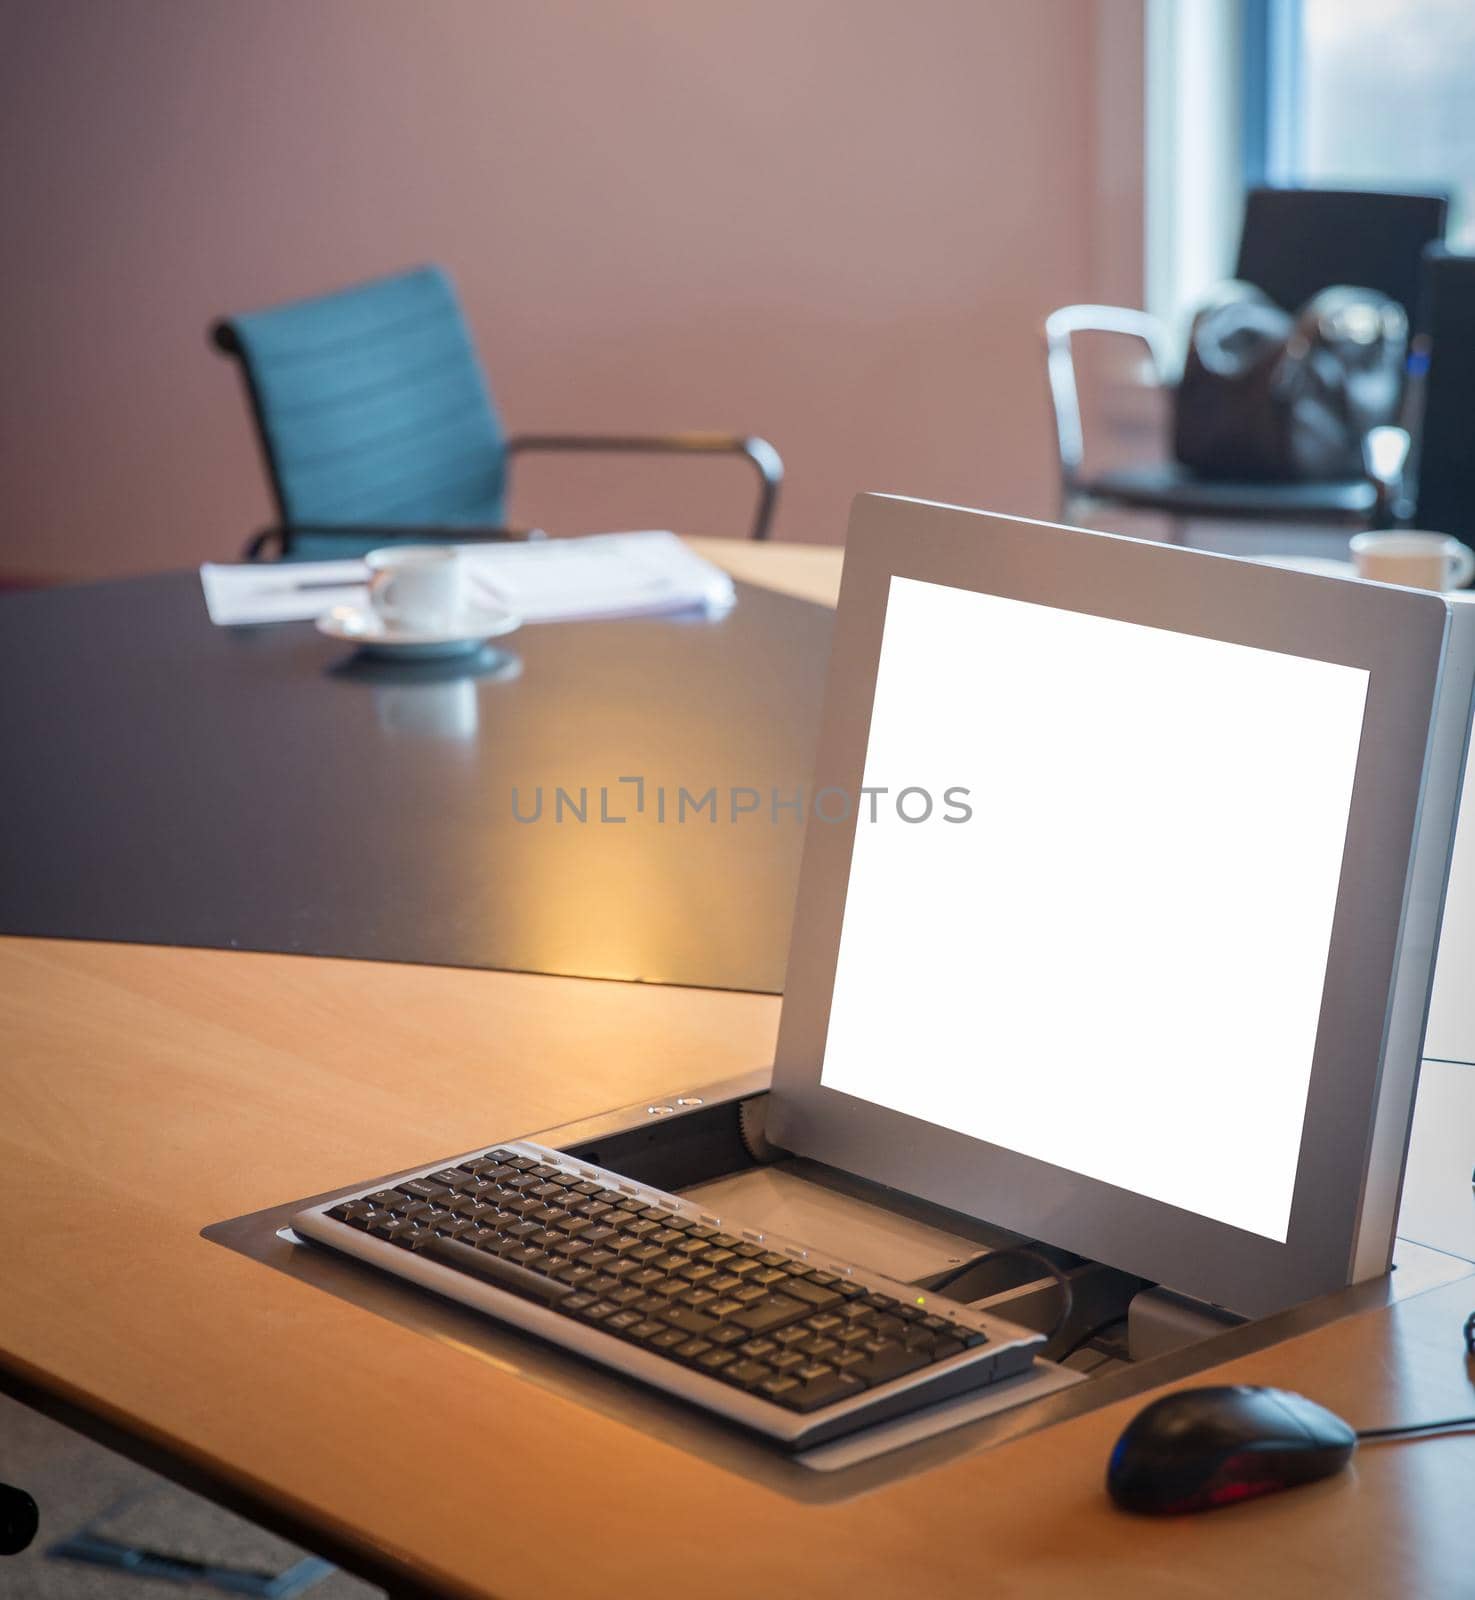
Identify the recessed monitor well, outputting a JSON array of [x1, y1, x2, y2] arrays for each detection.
[[770, 496, 1473, 1318], [819, 575, 1369, 1245]]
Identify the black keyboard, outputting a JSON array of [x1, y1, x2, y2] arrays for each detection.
[[293, 1140, 1044, 1450]]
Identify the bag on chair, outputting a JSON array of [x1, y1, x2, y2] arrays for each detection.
[[1172, 281, 1407, 480]]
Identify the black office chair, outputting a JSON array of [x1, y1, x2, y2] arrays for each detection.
[[212, 266, 784, 560], [1045, 188, 1448, 539], [1402, 248, 1475, 544]]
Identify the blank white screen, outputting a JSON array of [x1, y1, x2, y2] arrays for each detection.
[[820, 576, 1370, 1242]]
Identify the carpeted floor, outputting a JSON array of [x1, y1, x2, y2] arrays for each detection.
[[0, 1390, 382, 1598]]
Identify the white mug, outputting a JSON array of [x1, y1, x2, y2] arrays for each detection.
[[365, 546, 464, 630], [1349, 530, 1475, 593]]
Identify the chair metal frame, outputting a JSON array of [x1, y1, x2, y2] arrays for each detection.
[[1043, 304, 1175, 527]]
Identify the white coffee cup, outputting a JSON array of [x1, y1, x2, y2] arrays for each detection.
[[365, 546, 464, 630], [1349, 530, 1475, 592]]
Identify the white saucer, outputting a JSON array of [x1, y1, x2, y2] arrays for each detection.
[[315, 601, 522, 659]]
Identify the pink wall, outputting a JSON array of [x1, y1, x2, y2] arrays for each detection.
[[0, 0, 1142, 581]]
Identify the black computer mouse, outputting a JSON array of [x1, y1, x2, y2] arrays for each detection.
[[1106, 1384, 1357, 1514]]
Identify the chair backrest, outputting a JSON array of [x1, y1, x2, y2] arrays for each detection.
[[1235, 188, 1448, 322], [1412, 249, 1475, 543], [213, 266, 508, 531]]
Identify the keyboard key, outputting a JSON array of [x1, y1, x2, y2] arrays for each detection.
[[707, 1324, 747, 1347], [675, 1338, 713, 1360], [740, 1339, 778, 1359], [658, 1306, 718, 1337], [650, 1327, 687, 1351], [727, 1360, 775, 1389], [606, 1310, 641, 1332], [396, 1180, 442, 1202], [783, 1279, 842, 1310], [759, 1376, 800, 1400], [630, 1320, 666, 1342], [730, 1294, 809, 1335], [770, 1350, 806, 1372], [847, 1344, 934, 1386], [777, 1372, 865, 1413], [697, 1349, 738, 1373]]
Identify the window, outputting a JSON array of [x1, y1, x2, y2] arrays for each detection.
[[1253, 0, 1475, 245]]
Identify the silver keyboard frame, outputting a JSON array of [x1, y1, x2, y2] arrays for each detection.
[[292, 1139, 1045, 1451]]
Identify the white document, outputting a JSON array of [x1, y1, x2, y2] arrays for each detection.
[[199, 559, 367, 625], [457, 532, 735, 622], [199, 532, 734, 627]]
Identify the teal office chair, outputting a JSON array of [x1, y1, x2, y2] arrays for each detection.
[[212, 266, 784, 559]]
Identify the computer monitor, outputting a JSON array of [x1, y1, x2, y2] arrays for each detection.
[[769, 495, 1475, 1319]]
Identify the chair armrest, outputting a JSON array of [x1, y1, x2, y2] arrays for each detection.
[[1362, 425, 1411, 529], [1043, 306, 1173, 489], [505, 432, 784, 541], [241, 522, 543, 561]]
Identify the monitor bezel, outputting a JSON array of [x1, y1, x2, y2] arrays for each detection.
[[768, 494, 1453, 1319]]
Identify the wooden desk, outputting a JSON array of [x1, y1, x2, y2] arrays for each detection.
[[3, 934, 1474, 1600], [5, 540, 1474, 1597]]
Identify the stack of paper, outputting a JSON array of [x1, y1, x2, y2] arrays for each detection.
[[198, 532, 735, 627], [199, 559, 367, 626], [459, 532, 734, 622]]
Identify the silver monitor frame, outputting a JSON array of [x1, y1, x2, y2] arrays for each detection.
[[768, 495, 1475, 1320]]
